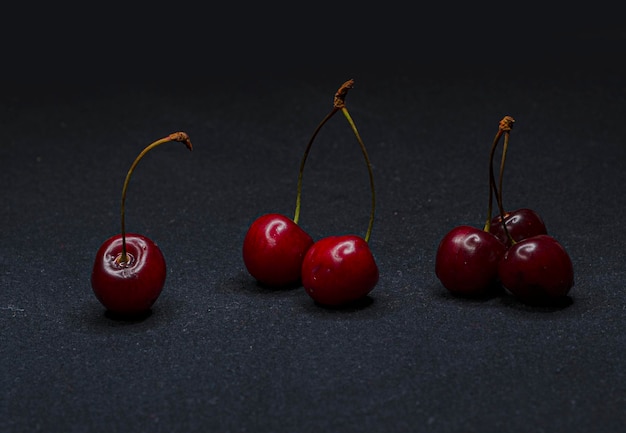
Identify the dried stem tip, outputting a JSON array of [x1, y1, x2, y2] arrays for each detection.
[[334, 79, 355, 109], [499, 116, 515, 132], [169, 131, 194, 151]]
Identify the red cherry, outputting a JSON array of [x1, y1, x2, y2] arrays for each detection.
[[489, 208, 547, 246], [435, 225, 507, 296], [434, 116, 513, 297], [243, 213, 314, 287], [91, 132, 192, 317], [91, 233, 166, 316], [498, 234, 574, 304], [302, 235, 379, 307], [296, 80, 379, 306]]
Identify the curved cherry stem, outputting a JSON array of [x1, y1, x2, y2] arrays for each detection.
[[484, 116, 515, 244], [484, 126, 503, 232], [118, 132, 193, 264], [293, 79, 376, 242], [294, 108, 339, 225], [498, 130, 510, 212], [340, 105, 376, 242]]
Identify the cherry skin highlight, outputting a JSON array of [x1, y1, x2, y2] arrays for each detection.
[[91, 233, 166, 316], [435, 225, 507, 296], [498, 234, 574, 304], [301, 235, 379, 307], [243, 213, 314, 287], [489, 208, 547, 247]]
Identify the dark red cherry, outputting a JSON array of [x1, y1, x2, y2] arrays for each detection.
[[301, 235, 379, 307], [91, 233, 166, 316], [435, 225, 507, 296], [489, 208, 547, 246], [243, 213, 314, 287], [498, 234, 574, 304]]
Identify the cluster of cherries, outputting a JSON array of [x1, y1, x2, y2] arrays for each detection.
[[435, 116, 574, 305], [90, 80, 379, 317]]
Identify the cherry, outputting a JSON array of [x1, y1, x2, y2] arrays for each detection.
[[435, 226, 507, 296], [488, 119, 574, 305], [435, 117, 514, 296], [498, 234, 574, 304], [243, 213, 313, 287], [489, 208, 547, 246], [91, 132, 193, 317], [302, 235, 379, 307], [242, 101, 317, 287], [298, 79, 379, 307], [437, 115, 575, 305], [91, 234, 166, 316]]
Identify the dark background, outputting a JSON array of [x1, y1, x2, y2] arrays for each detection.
[[2, 6, 626, 433]]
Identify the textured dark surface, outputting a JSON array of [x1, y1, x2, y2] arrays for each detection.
[[2, 8, 626, 433]]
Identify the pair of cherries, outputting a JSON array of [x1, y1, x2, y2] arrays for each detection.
[[242, 215, 378, 307], [435, 116, 574, 305], [243, 79, 379, 307]]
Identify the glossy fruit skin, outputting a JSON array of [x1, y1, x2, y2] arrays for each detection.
[[498, 234, 574, 302], [435, 225, 507, 296], [91, 233, 167, 316], [301, 235, 379, 307], [243, 213, 314, 287], [489, 208, 547, 247]]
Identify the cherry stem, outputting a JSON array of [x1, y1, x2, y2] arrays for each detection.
[[484, 127, 503, 232], [293, 79, 376, 242], [484, 116, 515, 244], [498, 130, 510, 213], [118, 132, 193, 264], [340, 106, 376, 243], [294, 108, 339, 225]]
